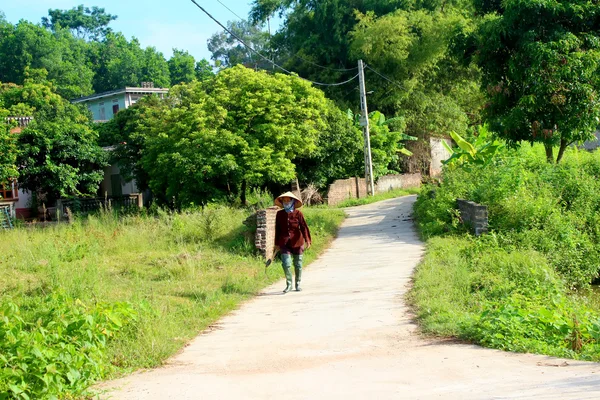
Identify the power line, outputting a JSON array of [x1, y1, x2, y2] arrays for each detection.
[[211, 0, 358, 73], [214, 0, 245, 21], [190, 0, 358, 87], [364, 64, 409, 91]]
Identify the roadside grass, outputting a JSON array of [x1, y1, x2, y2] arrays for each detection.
[[411, 145, 600, 361], [336, 187, 421, 208], [0, 205, 344, 398]]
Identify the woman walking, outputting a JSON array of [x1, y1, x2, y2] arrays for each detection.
[[274, 192, 312, 293]]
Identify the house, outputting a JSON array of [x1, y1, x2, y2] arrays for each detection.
[[71, 82, 168, 122], [1, 117, 34, 219], [71, 83, 169, 199]]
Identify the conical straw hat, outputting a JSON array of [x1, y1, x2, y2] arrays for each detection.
[[274, 191, 303, 209]]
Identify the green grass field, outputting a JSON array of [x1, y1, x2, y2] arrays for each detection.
[[0, 205, 345, 398]]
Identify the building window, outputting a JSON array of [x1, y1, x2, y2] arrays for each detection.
[[112, 104, 120, 114], [0, 181, 18, 201]]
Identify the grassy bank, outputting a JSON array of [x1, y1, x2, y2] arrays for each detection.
[[411, 145, 600, 361], [0, 206, 344, 398], [336, 187, 421, 208]]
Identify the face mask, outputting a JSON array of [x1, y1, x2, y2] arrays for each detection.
[[283, 200, 295, 212]]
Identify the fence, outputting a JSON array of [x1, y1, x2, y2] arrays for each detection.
[[57, 194, 143, 217], [0, 205, 13, 230]]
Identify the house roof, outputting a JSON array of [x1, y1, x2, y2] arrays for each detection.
[[71, 87, 169, 104]]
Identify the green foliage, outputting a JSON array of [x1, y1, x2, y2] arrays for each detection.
[[0, 293, 136, 399], [0, 20, 95, 99], [250, 0, 482, 146], [42, 5, 117, 41], [416, 145, 600, 289], [195, 59, 215, 82], [0, 204, 344, 396], [0, 104, 19, 183], [90, 33, 171, 93], [294, 104, 363, 188], [207, 20, 270, 69], [469, 0, 600, 163], [168, 49, 197, 85], [111, 66, 331, 206], [443, 126, 503, 169], [0, 81, 107, 203], [409, 237, 600, 360]]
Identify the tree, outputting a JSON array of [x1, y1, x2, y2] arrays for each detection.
[[42, 5, 117, 41], [294, 104, 363, 188], [0, 81, 106, 203], [0, 100, 19, 183], [195, 59, 214, 81], [168, 49, 196, 84], [142, 47, 171, 88], [207, 20, 270, 69], [91, 33, 170, 92], [0, 21, 94, 99], [470, 0, 600, 163], [135, 66, 330, 206]]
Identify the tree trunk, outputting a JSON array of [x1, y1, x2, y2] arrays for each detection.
[[556, 138, 568, 164], [240, 180, 247, 206], [545, 144, 554, 163]]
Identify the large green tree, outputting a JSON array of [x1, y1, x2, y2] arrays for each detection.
[[0, 81, 106, 203], [119, 66, 331, 206], [0, 20, 94, 98], [90, 33, 170, 92], [42, 5, 117, 41], [469, 0, 600, 163], [168, 49, 196, 84]]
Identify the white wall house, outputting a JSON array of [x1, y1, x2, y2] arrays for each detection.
[[71, 83, 169, 202]]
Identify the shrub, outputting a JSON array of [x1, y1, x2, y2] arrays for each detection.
[[0, 293, 136, 399]]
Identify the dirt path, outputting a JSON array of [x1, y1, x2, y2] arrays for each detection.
[[102, 196, 600, 399]]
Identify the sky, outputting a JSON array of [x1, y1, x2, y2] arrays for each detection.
[[0, 0, 279, 62]]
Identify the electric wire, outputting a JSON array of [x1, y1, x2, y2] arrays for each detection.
[[364, 64, 409, 91], [210, 0, 358, 73]]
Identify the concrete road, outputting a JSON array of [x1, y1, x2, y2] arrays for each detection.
[[102, 196, 600, 399]]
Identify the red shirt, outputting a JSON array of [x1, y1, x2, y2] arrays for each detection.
[[275, 209, 311, 249]]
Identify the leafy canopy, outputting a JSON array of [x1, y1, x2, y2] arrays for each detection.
[[0, 81, 106, 202], [470, 0, 600, 163]]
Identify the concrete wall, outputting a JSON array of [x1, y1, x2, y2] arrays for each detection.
[[375, 173, 422, 193], [457, 199, 488, 236], [430, 137, 452, 177], [327, 173, 421, 206]]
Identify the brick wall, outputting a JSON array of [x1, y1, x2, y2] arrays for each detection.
[[254, 206, 279, 259], [326, 177, 365, 206], [457, 199, 488, 236], [327, 173, 421, 206]]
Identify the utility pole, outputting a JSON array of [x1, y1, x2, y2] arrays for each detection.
[[358, 60, 375, 196]]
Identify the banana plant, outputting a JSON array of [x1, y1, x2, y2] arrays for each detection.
[[443, 125, 504, 169]]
